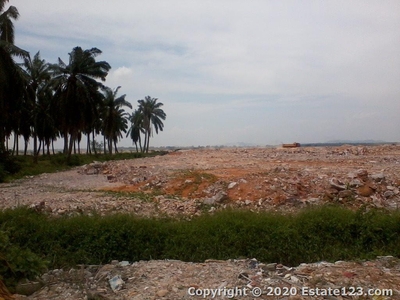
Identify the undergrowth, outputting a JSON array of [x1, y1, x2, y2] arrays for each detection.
[[0, 205, 399, 290], [1, 151, 167, 182]]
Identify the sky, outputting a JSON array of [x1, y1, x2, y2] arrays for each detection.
[[10, 0, 400, 147]]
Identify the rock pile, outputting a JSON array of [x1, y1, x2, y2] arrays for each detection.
[[2, 145, 400, 217], [17, 256, 400, 299]]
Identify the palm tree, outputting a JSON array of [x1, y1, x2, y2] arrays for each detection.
[[102, 86, 132, 154], [20, 51, 52, 161], [137, 96, 166, 153], [49, 47, 111, 160], [127, 109, 144, 152], [0, 0, 28, 151]]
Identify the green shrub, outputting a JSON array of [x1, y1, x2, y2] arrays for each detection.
[[1, 205, 399, 290], [0, 150, 21, 182], [0, 228, 47, 292]]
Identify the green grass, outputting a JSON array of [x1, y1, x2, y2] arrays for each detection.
[[1, 205, 400, 291], [1, 206, 399, 279], [2, 151, 167, 182]]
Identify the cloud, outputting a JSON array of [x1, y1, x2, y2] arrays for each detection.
[[10, 0, 400, 145]]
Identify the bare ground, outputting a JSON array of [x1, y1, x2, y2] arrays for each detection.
[[1, 145, 400, 299]]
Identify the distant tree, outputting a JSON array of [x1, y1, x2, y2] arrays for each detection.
[[102, 86, 132, 154], [127, 109, 144, 152], [20, 51, 52, 161], [49, 47, 110, 161], [137, 96, 166, 153]]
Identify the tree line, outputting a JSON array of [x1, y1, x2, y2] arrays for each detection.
[[0, 0, 166, 162]]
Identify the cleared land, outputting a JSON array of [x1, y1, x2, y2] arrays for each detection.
[[1, 145, 400, 299]]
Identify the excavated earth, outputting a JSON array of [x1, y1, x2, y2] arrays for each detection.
[[1, 145, 400, 299]]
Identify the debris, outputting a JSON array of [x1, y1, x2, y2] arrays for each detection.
[[109, 275, 124, 292]]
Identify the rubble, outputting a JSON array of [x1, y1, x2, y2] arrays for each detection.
[[1, 145, 400, 216], [14, 257, 400, 299], [1, 145, 400, 299]]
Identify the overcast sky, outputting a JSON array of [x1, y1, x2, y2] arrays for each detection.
[[11, 0, 400, 147]]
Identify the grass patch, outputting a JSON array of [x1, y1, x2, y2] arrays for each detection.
[[2, 151, 167, 182], [1, 205, 400, 290], [174, 170, 218, 184]]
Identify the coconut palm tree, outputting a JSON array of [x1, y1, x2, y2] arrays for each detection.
[[137, 96, 166, 153], [127, 109, 145, 152], [20, 51, 52, 161], [102, 86, 132, 154], [0, 0, 28, 151], [49, 46, 111, 160]]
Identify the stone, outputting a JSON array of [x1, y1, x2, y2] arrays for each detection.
[[109, 275, 124, 291], [119, 261, 130, 267], [384, 191, 394, 198], [15, 281, 44, 296], [356, 169, 368, 181], [156, 289, 169, 297], [228, 182, 237, 189], [262, 263, 277, 271], [371, 173, 385, 181], [338, 190, 353, 198], [357, 185, 374, 197], [349, 179, 362, 187], [329, 178, 346, 190]]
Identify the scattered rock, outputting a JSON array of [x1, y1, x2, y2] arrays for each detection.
[[329, 178, 346, 191], [156, 289, 169, 297], [338, 190, 353, 198], [357, 185, 374, 197], [23, 257, 400, 300], [227, 182, 237, 189], [109, 275, 124, 292]]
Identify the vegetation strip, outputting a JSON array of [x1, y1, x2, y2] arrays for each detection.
[[1, 205, 399, 291]]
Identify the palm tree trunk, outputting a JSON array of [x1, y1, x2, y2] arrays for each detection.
[[37, 140, 42, 156], [52, 140, 55, 155], [146, 131, 151, 153], [63, 133, 68, 154], [0, 129, 5, 152], [108, 138, 112, 155], [103, 135, 106, 154], [92, 131, 97, 155], [143, 132, 147, 153], [33, 133, 38, 163], [86, 133, 91, 154], [114, 139, 118, 154], [12, 133, 16, 155], [24, 138, 28, 156], [138, 134, 142, 153], [15, 134, 19, 156], [67, 133, 75, 161]]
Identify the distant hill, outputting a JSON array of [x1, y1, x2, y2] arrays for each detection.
[[223, 142, 259, 147], [302, 140, 397, 147], [325, 139, 387, 144]]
